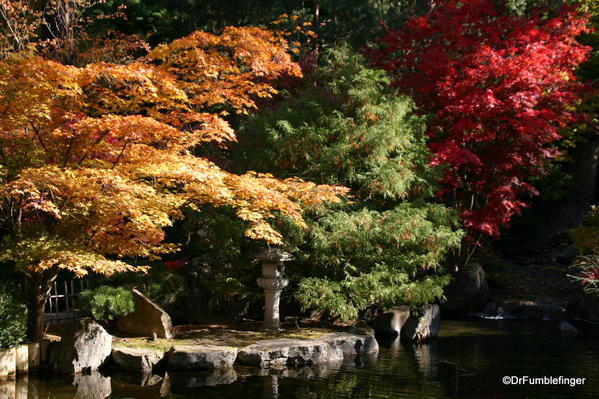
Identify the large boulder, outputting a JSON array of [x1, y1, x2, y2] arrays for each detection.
[[401, 304, 441, 343], [115, 289, 173, 339], [319, 332, 379, 355], [50, 318, 112, 374], [237, 339, 343, 368], [444, 262, 489, 313], [370, 306, 411, 336], [166, 345, 237, 370], [112, 347, 165, 374]]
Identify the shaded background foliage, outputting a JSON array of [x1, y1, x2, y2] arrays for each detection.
[[96, 0, 416, 48]]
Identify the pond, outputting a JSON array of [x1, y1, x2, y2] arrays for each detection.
[[4, 318, 599, 398]]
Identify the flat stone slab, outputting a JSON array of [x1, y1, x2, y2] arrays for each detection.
[[112, 347, 165, 374], [237, 339, 343, 368], [319, 332, 379, 355], [166, 345, 237, 370]]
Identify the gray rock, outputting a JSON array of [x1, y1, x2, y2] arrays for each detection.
[[112, 347, 165, 374], [50, 318, 112, 374], [319, 332, 379, 355], [559, 321, 578, 338], [115, 289, 173, 339], [401, 305, 441, 343], [370, 306, 410, 335], [237, 339, 343, 368], [444, 262, 489, 313], [166, 345, 237, 370], [73, 371, 111, 399]]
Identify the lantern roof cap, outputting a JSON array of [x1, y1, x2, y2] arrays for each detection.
[[255, 248, 294, 262]]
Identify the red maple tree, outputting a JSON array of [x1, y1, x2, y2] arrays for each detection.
[[369, 0, 591, 243]]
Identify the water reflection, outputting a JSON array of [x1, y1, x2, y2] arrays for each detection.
[[2, 319, 598, 399], [73, 371, 111, 399], [167, 367, 237, 390]]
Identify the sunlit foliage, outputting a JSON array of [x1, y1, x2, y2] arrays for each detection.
[[0, 27, 345, 338]]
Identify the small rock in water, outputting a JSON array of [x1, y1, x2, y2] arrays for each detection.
[[496, 307, 506, 318], [559, 321, 578, 338], [401, 304, 440, 343]]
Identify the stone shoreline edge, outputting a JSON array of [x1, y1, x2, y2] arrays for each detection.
[[111, 331, 379, 374]]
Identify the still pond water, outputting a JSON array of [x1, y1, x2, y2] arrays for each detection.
[[4, 318, 599, 398]]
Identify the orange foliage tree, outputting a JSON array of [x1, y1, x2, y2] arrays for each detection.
[[0, 26, 346, 339]]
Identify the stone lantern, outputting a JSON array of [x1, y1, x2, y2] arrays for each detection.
[[255, 248, 294, 330]]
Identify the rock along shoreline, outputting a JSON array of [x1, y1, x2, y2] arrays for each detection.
[[111, 331, 379, 374]]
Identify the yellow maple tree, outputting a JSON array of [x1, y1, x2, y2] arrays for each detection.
[[0, 27, 346, 339]]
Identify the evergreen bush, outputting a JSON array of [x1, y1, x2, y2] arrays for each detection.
[[237, 46, 463, 321], [78, 286, 135, 325], [0, 282, 27, 349]]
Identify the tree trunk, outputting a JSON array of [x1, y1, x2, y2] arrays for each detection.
[[26, 269, 59, 341]]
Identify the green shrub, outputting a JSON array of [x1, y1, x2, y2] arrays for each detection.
[[99, 264, 187, 316], [237, 47, 462, 321], [78, 286, 135, 325], [0, 282, 27, 349]]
